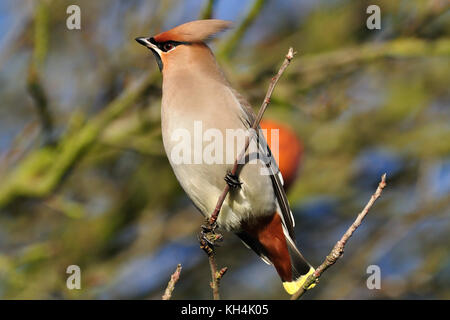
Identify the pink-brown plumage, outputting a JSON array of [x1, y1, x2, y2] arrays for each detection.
[[136, 20, 314, 294], [154, 19, 231, 43]]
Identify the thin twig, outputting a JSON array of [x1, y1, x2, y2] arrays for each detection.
[[208, 255, 220, 300], [291, 173, 387, 300], [200, 237, 221, 300], [320, 194, 450, 299], [162, 264, 182, 300], [202, 48, 296, 300]]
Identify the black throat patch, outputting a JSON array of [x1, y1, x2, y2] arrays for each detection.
[[150, 48, 163, 71]]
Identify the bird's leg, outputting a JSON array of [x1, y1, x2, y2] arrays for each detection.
[[224, 171, 242, 189]]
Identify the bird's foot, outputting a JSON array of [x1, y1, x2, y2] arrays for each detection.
[[199, 223, 223, 256], [224, 171, 242, 189]]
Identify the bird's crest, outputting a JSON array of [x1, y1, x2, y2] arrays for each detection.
[[154, 19, 232, 43]]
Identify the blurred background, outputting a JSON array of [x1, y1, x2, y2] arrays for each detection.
[[0, 0, 449, 299]]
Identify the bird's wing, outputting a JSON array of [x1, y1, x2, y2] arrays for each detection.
[[259, 138, 296, 240], [232, 88, 296, 240]]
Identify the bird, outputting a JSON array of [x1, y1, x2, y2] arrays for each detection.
[[136, 19, 315, 295]]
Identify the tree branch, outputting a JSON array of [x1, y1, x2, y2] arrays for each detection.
[[0, 72, 158, 208], [291, 173, 387, 300], [27, 1, 53, 143], [200, 0, 216, 20], [162, 264, 182, 300], [218, 0, 267, 59]]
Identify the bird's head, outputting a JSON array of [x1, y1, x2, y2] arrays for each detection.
[[136, 19, 231, 72]]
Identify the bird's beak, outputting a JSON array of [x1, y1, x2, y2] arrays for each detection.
[[135, 37, 157, 50], [135, 37, 164, 71]]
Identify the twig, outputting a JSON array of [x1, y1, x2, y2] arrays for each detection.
[[201, 48, 296, 300], [162, 264, 182, 300], [199, 237, 221, 300], [291, 173, 387, 300], [209, 256, 220, 300], [318, 193, 450, 299], [205, 246, 228, 300]]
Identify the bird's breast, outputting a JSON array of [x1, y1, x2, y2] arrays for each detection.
[[160, 76, 276, 230]]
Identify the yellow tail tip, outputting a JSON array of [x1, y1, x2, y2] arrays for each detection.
[[283, 267, 316, 295]]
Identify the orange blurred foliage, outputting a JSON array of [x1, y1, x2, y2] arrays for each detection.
[[260, 119, 304, 190]]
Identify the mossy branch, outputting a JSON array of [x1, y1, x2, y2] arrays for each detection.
[[27, 0, 53, 141], [200, 0, 216, 20], [218, 0, 267, 59], [0, 73, 158, 208], [257, 38, 450, 91]]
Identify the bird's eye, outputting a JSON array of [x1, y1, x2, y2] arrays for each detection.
[[163, 43, 174, 51]]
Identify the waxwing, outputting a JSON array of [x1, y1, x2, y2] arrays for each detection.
[[136, 20, 315, 295]]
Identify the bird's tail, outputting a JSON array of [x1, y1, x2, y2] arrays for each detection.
[[282, 235, 316, 294], [237, 213, 315, 295]]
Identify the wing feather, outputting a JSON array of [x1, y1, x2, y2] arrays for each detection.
[[233, 91, 297, 240]]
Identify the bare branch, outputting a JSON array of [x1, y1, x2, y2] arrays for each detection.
[[162, 264, 182, 300], [291, 173, 387, 300]]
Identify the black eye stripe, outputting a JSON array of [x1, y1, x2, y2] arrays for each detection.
[[157, 41, 184, 52], [149, 37, 190, 52]]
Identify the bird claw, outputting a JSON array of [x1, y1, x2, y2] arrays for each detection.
[[224, 171, 242, 189], [199, 223, 223, 256]]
